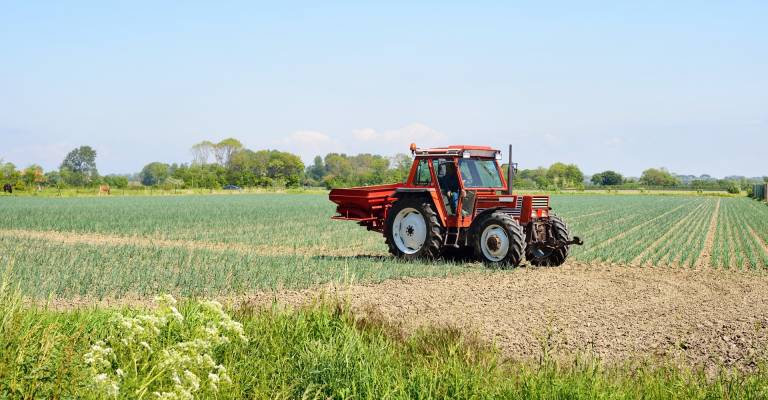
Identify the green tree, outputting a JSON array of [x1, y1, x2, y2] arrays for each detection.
[[22, 165, 45, 187], [591, 170, 623, 186], [387, 153, 412, 183], [640, 168, 679, 187], [103, 175, 129, 189], [140, 162, 170, 186], [60, 146, 99, 186], [44, 171, 62, 186], [214, 138, 244, 167], [267, 151, 304, 187], [726, 182, 740, 194], [0, 161, 19, 184], [323, 153, 353, 188], [518, 167, 551, 189], [306, 156, 325, 183], [547, 163, 583, 188], [190, 140, 215, 165]]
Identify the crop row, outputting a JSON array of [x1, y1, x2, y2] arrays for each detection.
[[710, 199, 768, 269]]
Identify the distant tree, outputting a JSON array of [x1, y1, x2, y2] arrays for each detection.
[[44, 171, 62, 186], [640, 168, 679, 187], [190, 141, 215, 165], [547, 163, 583, 188], [590, 174, 602, 186], [267, 151, 304, 187], [213, 138, 243, 167], [388, 153, 412, 183], [323, 153, 353, 188], [22, 165, 45, 187], [103, 175, 129, 189], [764, 176, 768, 183], [0, 161, 19, 183], [306, 156, 325, 183], [140, 162, 170, 186], [60, 146, 99, 186], [517, 167, 551, 189], [591, 170, 623, 186], [726, 182, 741, 194]]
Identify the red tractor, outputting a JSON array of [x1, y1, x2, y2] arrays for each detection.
[[329, 144, 583, 267]]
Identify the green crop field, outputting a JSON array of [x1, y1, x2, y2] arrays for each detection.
[[0, 193, 766, 300], [2, 193, 768, 399]]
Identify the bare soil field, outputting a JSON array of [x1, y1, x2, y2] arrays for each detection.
[[245, 264, 768, 373]]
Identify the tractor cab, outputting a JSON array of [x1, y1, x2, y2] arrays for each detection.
[[404, 145, 509, 228]]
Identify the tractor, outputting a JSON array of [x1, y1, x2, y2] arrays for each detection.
[[328, 144, 583, 267]]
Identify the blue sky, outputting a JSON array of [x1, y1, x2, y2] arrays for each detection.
[[1, 1, 766, 177]]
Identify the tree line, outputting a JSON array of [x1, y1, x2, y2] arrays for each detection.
[[1, 140, 766, 192]]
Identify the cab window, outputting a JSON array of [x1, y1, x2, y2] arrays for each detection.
[[413, 159, 432, 186], [459, 159, 503, 188]]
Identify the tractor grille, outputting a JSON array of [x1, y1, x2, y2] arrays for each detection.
[[476, 202, 522, 217], [532, 196, 549, 208], [505, 203, 523, 216]]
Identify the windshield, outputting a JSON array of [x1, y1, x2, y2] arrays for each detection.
[[459, 159, 503, 188]]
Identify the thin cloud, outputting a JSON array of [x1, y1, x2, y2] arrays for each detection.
[[353, 123, 447, 146], [278, 130, 341, 162]]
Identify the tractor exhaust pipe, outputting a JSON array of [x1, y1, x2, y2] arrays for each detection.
[[507, 144, 514, 195]]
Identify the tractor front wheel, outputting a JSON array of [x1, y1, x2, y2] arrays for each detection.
[[385, 197, 444, 260], [471, 211, 525, 268]]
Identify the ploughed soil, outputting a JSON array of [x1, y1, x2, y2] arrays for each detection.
[[244, 263, 768, 373]]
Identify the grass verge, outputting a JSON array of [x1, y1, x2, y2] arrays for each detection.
[[1, 282, 767, 399]]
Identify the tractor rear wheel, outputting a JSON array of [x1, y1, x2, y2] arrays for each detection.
[[385, 197, 444, 260], [470, 211, 525, 268], [526, 215, 569, 267]]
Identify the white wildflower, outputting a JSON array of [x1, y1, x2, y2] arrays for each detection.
[[156, 293, 178, 307], [183, 370, 200, 392], [169, 306, 184, 323]]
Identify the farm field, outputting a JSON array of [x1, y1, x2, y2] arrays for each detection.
[[0, 193, 767, 300], [2, 193, 768, 398]]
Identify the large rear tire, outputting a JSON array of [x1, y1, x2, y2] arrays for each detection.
[[385, 197, 444, 260], [526, 215, 569, 266], [470, 211, 525, 268]]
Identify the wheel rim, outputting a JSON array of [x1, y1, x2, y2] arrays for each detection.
[[392, 207, 427, 254], [480, 224, 509, 262]]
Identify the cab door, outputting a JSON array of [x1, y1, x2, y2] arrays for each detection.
[[406, 157, 451, 225]]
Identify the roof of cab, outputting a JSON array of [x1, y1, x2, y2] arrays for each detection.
[[413, 144, 499, 157]]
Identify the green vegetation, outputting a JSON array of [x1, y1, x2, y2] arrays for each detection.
[[0, 194, 465, 299], [2, 283, 766, 399], [2, 193, 768, 398], [60, 145, 100, 186], [0, 194, 766, 301], [3, 138, 763, 194]]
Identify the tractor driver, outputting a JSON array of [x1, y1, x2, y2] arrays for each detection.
[[437, 160, 460, 215]]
